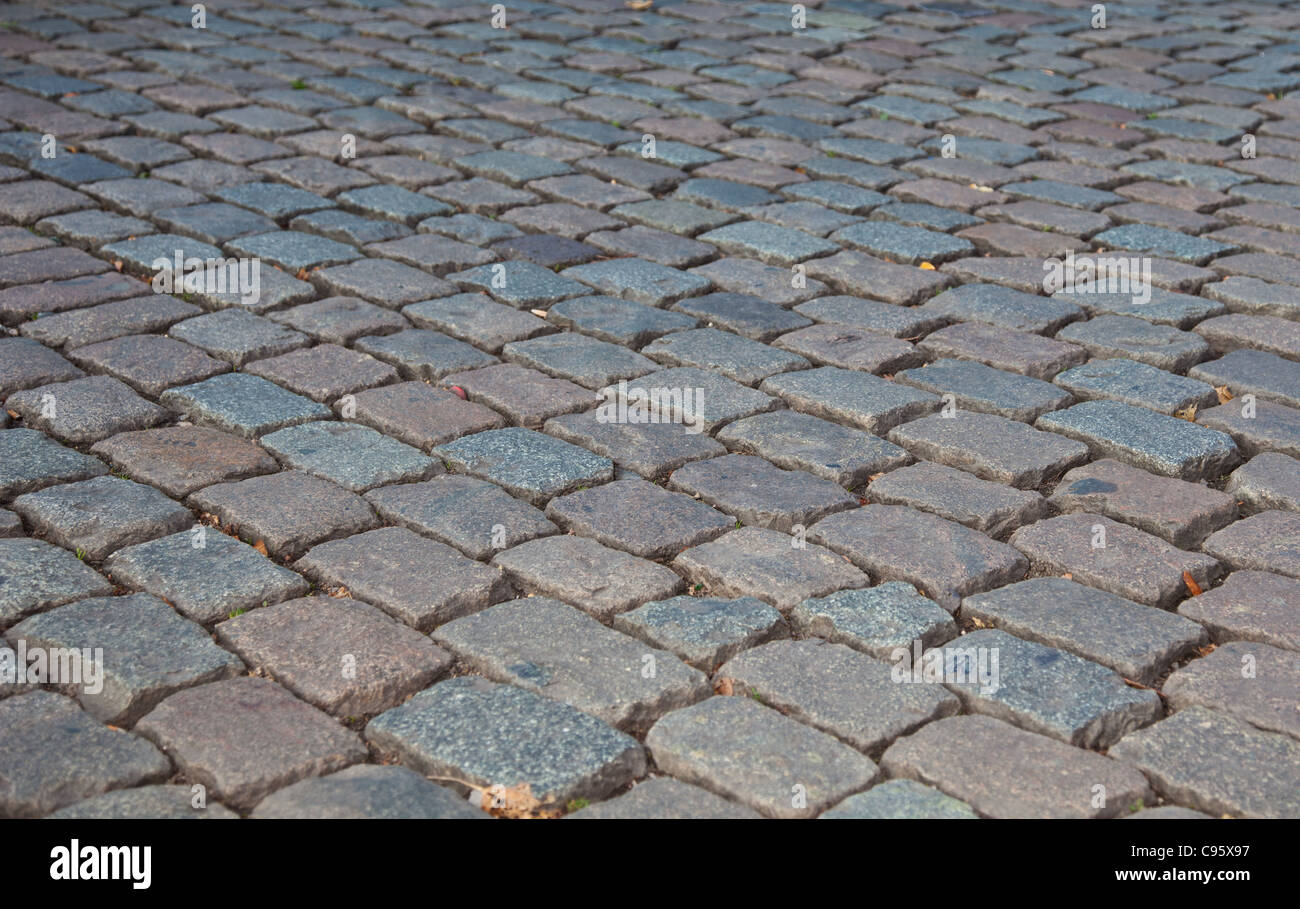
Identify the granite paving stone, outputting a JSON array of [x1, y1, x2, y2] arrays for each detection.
[[1050, 459, 1237, 547], [0, 0, 1296, 819], [216, 597, 450, 717], [789, 582, 958, 661], [569, 777, 761, 820], [104, 529, 309, 625], [5, 376, 171, 444], [365, 677, 645, 807], [259, 422, 438, 493], [612, 595, 786, 674], [881, 714, 1151, 819], [546, 478, 732, 559], [1052, 359, 1219, 416], [715, 409, 910, 489], [1037, 400, 1240, 481], [715, 639, 959, 756], [341, 381, 505, 451], [919, 318, 1089, 380], [295, 526, 511, 632], [550, 294, 696, 346], [1225, 453, 1300, 514], [672, 526, 870, 612], [894, 358, 1073, 423], [434, 597, 709, 734], [760, 366, 939, 435], [668, 454, 857, 533], [0, 428, 106, 501], [7, 593, 243, 726], [0, 537, 114, 630], [1011, 513, 1222, 609], [940, 628, 1162, 749], [435, 427, 613, 506], [1202, 511, 1300, 579], [168, 309, 310, 367], [0, 691, 171, 818], [1196, 398, 1300, 460], [160, 373, 331, 440], [1163, 641, 1299, 741], [821, 779, 978, 820], [868, 461, 1046, 537], [47, 786, 239, 820], [136, 677, 367, 812], [11, 475, 191, 562], [963, 577, 1208, 686], [493, 534, 683, 621], [888, 411, 1089, 489], [809, 505, 1027, 612], [251, 765, 482, 820], [1109, 706, 1300, 819], [645, 695, 877, 819]]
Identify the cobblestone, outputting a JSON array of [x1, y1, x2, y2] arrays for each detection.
[[1, 0, 1297, 818]]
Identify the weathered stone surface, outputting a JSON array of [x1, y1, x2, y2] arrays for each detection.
[[716, 410, 911, 488], [366, 677, 646, 805], [1110, 706, 1300, 818], [435, 597, 709, 734], [668, 454, 858, 533], [821, 779, 978, 819], [717, 639, 959, 756], [366, 475, 556, 561], [1202, 511, 1300, 579], [544, 409, 727, 481], [137, 677, 367, 812], [161, 373, 331, 440], [570, 777, 761, 819], [1011, 513, 1221, 609], [48, 785, 239, 820], [963, 577, 1208, 685], [104, 530, 308, 625], [790, 582, 958, 660], [1163, 642, 1299, 741], [1037, 400, 1240, 481], [673, 526, 870, 611], [92, 425, 277, 498], [493, 535, 683, 620], [546, 478, 732, 559], [12, 475, 192, 561], [252, 765, 484, 819], [1177, 571, 1300, 652], [940, 628, 1162, 748], [613, 595, 787, 673], [895, 358, 1073, 423], [1225, 453, 1300, 514], [0, 537, 114, 629], [809, 506, 1027, 611], [1049, 459, 1237, 547], [190, 471, 377, 560], [296, 527, 512, 632], [8, 593, 243, 726], [887, 411, 1089, 489], [0, 691, 171, 818], [434, 427, 613, 506], [6, 376, 171, 444], [646, 696, 878, 818], [216, 597, 451, 716], [760, 366, 939, 435], [869, 461, 1046, 537], [881, 714, 1152, 818], [0, 428, 106, 501], [260, 421, 439, 493]]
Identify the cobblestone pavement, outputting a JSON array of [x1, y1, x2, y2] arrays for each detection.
[[0, 0, 1298, 821]]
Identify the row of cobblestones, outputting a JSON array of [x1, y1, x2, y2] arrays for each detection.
[[0, 0, 1297, 819]]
